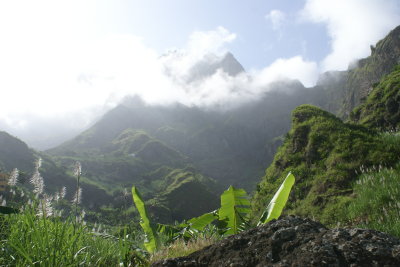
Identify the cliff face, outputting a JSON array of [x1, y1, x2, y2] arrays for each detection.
[[350, 67, 400, 130], [341, 25, 400, 117]]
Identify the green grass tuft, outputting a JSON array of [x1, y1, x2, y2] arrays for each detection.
[[346, 162, 400, 238]]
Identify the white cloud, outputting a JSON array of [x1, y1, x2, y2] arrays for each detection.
[[187, 27, 237, 59], [253, 56, 319, 88], [265, 10, 286, 31], [301, 0, 400, 71], [0, 2, 320, 148], [159, 27, 236, 83]]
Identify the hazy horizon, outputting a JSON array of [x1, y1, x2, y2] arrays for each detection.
[[0, 0, 399, 149]]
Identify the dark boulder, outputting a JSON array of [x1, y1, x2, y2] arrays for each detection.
[[152, 216, 400, 267]]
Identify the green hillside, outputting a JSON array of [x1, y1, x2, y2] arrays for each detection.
[[50, 127, 220, 223], [341, 25, 400, 117], [254, 61, 400, 225], [351, 66, 400, 130], [253, 103, 400, 225], [0, 131, 112, 209]]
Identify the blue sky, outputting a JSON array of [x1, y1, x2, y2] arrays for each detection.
[[86, 0, 330, 69], [0, 0, 399, 146]]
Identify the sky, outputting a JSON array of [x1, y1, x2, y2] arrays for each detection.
[[0, 0, 399, 148]]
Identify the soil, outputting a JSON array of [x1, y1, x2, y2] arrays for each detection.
[[151, 216, 400, 267]]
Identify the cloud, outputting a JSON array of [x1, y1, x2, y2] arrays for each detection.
[[253, 56, 319, 87], [301, 0, 400, 71], [159, 27, 237, 84], [0, 18, 320, 148], [265, 10, 286, 31]]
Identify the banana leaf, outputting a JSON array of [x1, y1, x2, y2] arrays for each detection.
[[132, 186, 158, 253], [187, 210, 218, 231], [218, 186, 250, 235], [258, 172, 295, 225]]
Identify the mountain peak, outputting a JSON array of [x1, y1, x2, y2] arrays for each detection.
[[219, 52, 245, 76]]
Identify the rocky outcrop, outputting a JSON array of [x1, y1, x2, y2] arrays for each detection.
[[342, 25, 400, 117], [152, 216, 400, 267]]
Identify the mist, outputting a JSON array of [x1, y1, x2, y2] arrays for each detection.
[[0, 0, 398, 149]]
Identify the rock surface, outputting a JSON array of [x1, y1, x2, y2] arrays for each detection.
[[152, 216, 400, 267]]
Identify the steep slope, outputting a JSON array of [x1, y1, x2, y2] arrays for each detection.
[[253, 104, 400, 225], [188, 52, 244, 81], [351, 66, 400, 130], [341, 25, 400, 117]]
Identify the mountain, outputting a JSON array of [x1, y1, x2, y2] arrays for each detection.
[[350, 66, 400, 130], [0, 131, 36, 172], [47, 79, 332, 223], [186, 52, 245, 83], [253, 64, 400, 225], [49, 80, 331, 189], [46, 25, 400, 224], [161, 51, 245, 84], [340, 25, 400, 117], [49, 124, 221, 223], [0, 131, 112, 209]]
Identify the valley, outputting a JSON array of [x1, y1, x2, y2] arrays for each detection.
[[0, 12, 399, 265]]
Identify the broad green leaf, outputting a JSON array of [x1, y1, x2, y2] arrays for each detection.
[[156, 223, 181, 241], [0, 206, 19, 214], [187, 211, 218, 231], [258, 172, 295, 225], [132, 186, 158, 253], [218, 186, 250, 235]]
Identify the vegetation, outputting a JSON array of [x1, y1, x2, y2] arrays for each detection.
[[346, 158, 400, 237], [0, 208, 142, 266], [132, 174, 295, 255], [341, 26, 400, 116], [351, 66, 400, 130], [132, 186, 158, 253], [253, 104, 400, 225], [0, 160, 295, 266], [0, 162, 146, 266], [1, 25, 400, 266], [258, 172, 295, 225], [149, 237, 217, 264], [49, 128, 221, 224]]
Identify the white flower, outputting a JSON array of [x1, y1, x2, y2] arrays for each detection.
[[30, 170, 44, 195], [54, 192, 60, 202], [8, 168, 19, 186], [37, 196, 53, 217], [35, 158, 42, 169], [72, 187, 82, 204], [60, 186, 67, 199], [73, 161, 82, 177]]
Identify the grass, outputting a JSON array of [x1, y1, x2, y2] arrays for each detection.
[[346, 161, 400, 237], [253, 104, 400, 225], [0, 206, 144, 266], [150, 237, 218, 264]]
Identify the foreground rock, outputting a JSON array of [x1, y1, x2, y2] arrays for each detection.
[[152, 216, 400, 267]]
